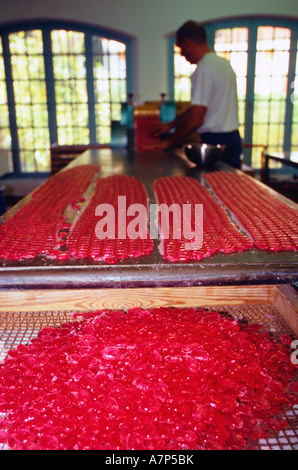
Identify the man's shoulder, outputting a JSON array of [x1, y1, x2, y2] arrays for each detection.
[[201, 52, 235, 76], [204, 52, 230, 65]]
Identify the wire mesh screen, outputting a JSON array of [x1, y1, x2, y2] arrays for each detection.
[[0, 305, 297, 451]]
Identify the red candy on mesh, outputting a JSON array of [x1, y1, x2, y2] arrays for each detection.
[[204, 171, 298, 252], [0, 307, 297, 450], [0, 165, 99, 260], [154, 176, 253, 262], [67, 175, 154, 263]]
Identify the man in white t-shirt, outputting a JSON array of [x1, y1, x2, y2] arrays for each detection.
[[152, 21, 242, 168]]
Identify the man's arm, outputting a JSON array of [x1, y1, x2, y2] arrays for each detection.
[[165, 105, 206, 146], [152, 104, 207, 148]]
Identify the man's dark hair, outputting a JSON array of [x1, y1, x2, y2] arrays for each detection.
[[176, 21, 207, 46]]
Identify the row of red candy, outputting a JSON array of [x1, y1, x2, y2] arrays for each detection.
[[67, 175, 154, 264], [153, 176, 254, 262], [204, 171, 298, 252], [1, 170, 297, 263], [0, 307, 296, 450], [0, 165, 99, 260]]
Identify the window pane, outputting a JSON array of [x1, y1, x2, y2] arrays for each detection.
[[95, 103, 110, 143], [110, 79, 126, 102], [96, 125, 110, 143], [229, 51, 248, 78], [111, 103, 121, 121], [109, 53, 126, 79], [215, 27, 248, 51], [253, 100, 270, 123], [51, 30, 89, 145], [51, 30, 85, 54], [214, 27, 249, 133], [238, 101, 246, 126], [96, 103, 111, 126], [94, 79, 110, 102], [0, 39, 11, 150], [9, 30, 50, 172], [253, 26, 291, 159], [92, 35, 127, 144], [256, 26, 291, 51], [292, 124, 298, 146], [173, 45, 196, 101]]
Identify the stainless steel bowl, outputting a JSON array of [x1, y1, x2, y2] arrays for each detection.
[[184, 143, 225, 167]]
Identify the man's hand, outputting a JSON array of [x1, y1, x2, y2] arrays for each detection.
[[151, 105, 205, 148], [151, 122, 172, 138]]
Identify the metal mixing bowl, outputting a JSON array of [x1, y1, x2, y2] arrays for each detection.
[[184, 143, 225, 167]]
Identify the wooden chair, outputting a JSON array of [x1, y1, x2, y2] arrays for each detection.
[[50, 143, 110, 174]]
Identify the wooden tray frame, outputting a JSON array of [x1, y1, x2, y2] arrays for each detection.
[[0, 284, 297, 335]]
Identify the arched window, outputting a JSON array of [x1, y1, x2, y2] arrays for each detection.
[[0, 21, 132, 173], [170, 18, 298, 168]]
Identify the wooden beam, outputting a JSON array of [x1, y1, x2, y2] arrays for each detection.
[[273, 285, 298, 336], [0, 285, 275, 313]]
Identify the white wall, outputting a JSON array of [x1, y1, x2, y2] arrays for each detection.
[[1, 0, 298, 100]]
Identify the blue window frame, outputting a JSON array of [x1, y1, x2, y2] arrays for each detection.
[[169, 17, 298, 168], [0, 20, 133, 174]]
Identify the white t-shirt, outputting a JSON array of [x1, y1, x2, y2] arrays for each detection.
[[191, 52, 239, 134]]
